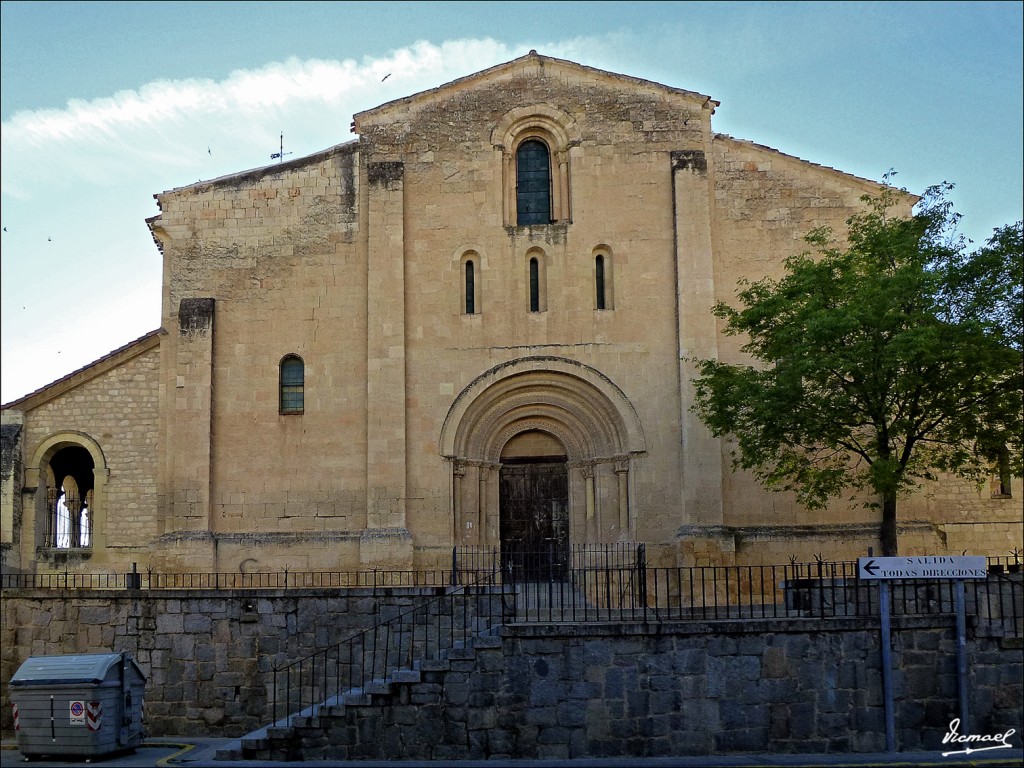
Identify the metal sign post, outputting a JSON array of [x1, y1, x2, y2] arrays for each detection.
[[878, 580, 896, 751], [857, 555, 987, 753], [954, 579, 968, 732]]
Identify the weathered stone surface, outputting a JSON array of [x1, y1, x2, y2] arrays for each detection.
[[4, 52, 1017, 586]]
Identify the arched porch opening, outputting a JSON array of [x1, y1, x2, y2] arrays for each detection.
[[440, 357, 646, 552], [24, 431, 108, 562]]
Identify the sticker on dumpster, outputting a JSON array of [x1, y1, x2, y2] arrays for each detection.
[[69, 700, 86, 725], [86, 701, 102, 732]]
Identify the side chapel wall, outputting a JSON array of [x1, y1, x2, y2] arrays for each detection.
[[6, 345, 160, 573]]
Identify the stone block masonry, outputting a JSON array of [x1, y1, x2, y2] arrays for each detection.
[[273, 620, 1019, 760], [3, 587, 1020, 758], [0, 587, 454, 738]]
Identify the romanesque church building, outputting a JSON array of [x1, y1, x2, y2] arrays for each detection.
[[2, 53, 1019, 577]]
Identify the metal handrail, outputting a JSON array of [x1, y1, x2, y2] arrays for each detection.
[[270, 570, 509, 727]]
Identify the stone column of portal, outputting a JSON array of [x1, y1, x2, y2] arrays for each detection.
[[580, 462, 596, 540], [361, 161, 413, 568], [672, 147, 730, 563], [164, 297, 217, 569], [615, 457, 630, 537], [478, 464, 488, 546], [452, 461, 465, 545]]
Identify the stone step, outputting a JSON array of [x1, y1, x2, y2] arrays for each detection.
[[442, 646, 475, 661], [472, 634, 502, 649], [414, 658, 451, 672], [364, 679, 393, 695], [390, 668, 422, 684], [341, 691, 372, 706]]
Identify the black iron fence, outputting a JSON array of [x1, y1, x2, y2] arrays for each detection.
[[271, 572, 508, 728], [502, 559, 1022, 637], [3, 550, 1020, 617], [0, 567, 457, 591], [450, 542, 641, 584]]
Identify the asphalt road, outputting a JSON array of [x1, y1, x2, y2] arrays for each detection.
[[2, 738, 1023, 768]]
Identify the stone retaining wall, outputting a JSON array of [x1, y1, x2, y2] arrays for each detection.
[[2, 588, 1021, 758], [499, 621, 1020, 757], [0, 587, 458, 737], [262, 619, 1021, 760]]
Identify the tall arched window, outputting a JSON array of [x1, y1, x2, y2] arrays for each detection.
[[595, 255, 607, 310], [465, 260, 476, 315], [280, 355, 305, 414], [529, 257, 540, 312], [516, 139, 551, 225]]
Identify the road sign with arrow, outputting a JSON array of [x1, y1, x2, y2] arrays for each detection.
[[857, 555, 987, 580]]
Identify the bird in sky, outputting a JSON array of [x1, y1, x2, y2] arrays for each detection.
[[381, 73, 391, 82], [208, 146, 212, 155]]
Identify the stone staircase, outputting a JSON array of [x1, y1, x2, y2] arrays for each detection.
[[214, 629, 507, 762], [212, 577, 611, 762]]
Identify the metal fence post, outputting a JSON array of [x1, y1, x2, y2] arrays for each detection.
[[638, 544, 648, 622]]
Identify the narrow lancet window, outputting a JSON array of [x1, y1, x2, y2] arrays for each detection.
[[529, 257, 540, 312], [465, 260, 476, 314], [596, 255, 607, 310]]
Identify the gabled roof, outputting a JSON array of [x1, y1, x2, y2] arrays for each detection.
[[714, 134, 913, 199], [353, 50, 719, 131], [153, 139, 358, 200], [1, 330, 161, 411]]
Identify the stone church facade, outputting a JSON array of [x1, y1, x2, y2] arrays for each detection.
[[2, 53, 1020, 577]]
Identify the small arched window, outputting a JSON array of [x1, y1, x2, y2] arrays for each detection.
[[595, 255, 607, 310], [465, 260, 476, 315], [516, 139, 552, 225], [280, 355, 305, 414], [529, 257, 540, 312]]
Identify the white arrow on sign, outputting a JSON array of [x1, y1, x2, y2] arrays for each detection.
[[857, 556, 987, 580]]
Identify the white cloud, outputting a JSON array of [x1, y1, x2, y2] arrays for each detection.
[[0, 39, 537, 201], [0, 38, 546, 402]]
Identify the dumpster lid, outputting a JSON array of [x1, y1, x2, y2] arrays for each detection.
[[10, 653, 146, 686]]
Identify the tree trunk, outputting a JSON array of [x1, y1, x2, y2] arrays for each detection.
[[880, 493, 898, 556]]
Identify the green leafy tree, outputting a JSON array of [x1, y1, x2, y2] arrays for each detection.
[[692, 184, 1023, 556]]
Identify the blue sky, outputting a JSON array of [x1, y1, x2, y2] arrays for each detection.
[[1, 1, 1021, 403]]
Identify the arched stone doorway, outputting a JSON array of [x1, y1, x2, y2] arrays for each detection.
[[440, 356, 646, 553]]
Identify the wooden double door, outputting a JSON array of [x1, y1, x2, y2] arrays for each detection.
[[499, 460, 569, 580]]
